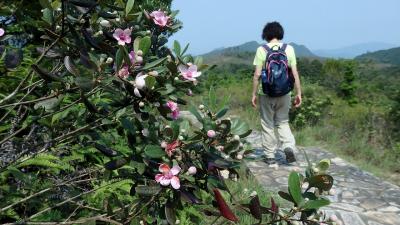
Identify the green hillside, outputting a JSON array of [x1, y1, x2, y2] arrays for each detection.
[[355, 46, 400, 65]]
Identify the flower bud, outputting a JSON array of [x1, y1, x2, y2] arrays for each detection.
[[216, 146, 224, 152], [154, 102, 160, 107], [115, 18, 120, 22], [56, 7, 62, 11], [139, 102, 145, 107], [174, 77, 179, 81], [250, 191, 257, 197], [141, 128, 149, 137], [187, 89, 193, 96], [149, 70, 158, 76], [329, 189, 336, 196], [180, 129, 186, 133], [80, 18, 85, 23], [137, 50, 143, 56], [207, 130, 216, 138], [178, 135, 184, 140], [146, 30, 151, 35], [97, 30, 103, 35], [233, 135, 240, 141], [199, 104, 205, 110], [175, 220, 180, 225], [161, 141, 167, 148], [220, 170, 229, 179], [188, 166, 197, 175], [106, 57, 113, 64], [243, 188, 248, 193], [236, 154, 243, 160], [135, 56, 143, 64], [56, 25, 61, 30], [312, 167, 319, 173]]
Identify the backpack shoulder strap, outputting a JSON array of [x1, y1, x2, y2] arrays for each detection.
[[262, 44, 271, 52], [280, 43, 288, 51]]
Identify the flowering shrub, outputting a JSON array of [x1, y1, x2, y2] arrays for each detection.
[[0, 0, 336, 224]]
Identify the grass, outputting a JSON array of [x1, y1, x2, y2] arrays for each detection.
[[191, 80, 400, 186]]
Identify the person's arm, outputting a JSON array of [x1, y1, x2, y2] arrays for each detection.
[[251, 65, 262, 108], [291, 65, 302, 108]]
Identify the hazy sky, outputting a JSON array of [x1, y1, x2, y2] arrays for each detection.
[[170, 0, 400, 55]]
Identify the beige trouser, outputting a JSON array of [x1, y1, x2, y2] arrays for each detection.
[[259, 93, 295, 158]]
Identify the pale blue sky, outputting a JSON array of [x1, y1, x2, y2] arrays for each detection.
[[171, 0, 400, 55]]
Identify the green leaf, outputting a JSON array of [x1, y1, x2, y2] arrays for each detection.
[[39, 0, 52, 9], [142, 57, 167, 70], [75, 76, 93, 92], [134, 37, 141, 52], [125, 0, 135, 15], [230, 118, 250, 136], [215, 107, 228, 119], [119, 45, 131, 67], [120, 117, 136, 135], [144, 145, 165, 158], [181, 43, 190, 55], [64, 56, 79, 76], [189, 106, 204, 124], [135, 185, 161, 196], [34, 95, 63, 112], [139, 36, 151, 56], [42, 8, 53, 24], [115, 48, 123, 71], [145, 75, 156, 89], [303, 198, 330, 210], [288, 172, 303, 206], [173, 40, 181, 56]]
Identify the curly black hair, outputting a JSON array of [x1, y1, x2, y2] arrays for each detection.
[[262, 21, 284, 42]]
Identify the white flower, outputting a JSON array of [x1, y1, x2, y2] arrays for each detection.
[[154, 102, 160, 107], [312, 167, 319, 173], [174, 77, 179, 81], [236, 154, 243, 160], [178, 135, 184, 141], [135, 74, 147, 90], [250, 191, 257, 197], [134, 88, 142, 98], [180, 129, 186, 133], [139, 102, 145, 107], [233, 135, 240, 141], [115, 18, 120, 22], [198, 104, 205, 110], [220, 170, 229, 179], [243, 188, 249, 193]]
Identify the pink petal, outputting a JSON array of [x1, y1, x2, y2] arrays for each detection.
[[192, 72, 202, 78], [170, 165, 181, 175], [118, 40, 126, 46], [0, 28, 4, 37], [125, 36, 131, 44], [155, 174, 164, 182], [160, 178, 171, 186], [171, 176, 180, 189], [178, 65, 188, 74], [172, 110, 180, 120], [124, 28, 132, 36], [188, 65, 198, 72], [159, 164, 170, 174]]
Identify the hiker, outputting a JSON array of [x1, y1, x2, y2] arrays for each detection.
[[251, 21, 302, 166]]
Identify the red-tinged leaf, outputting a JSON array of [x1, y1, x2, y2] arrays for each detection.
[[249, 195, 262, 220], [270, 197, 278, 213], [213, 189, 238, 222]]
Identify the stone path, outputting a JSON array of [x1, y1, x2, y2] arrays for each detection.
[[246, 131, 400, 225]]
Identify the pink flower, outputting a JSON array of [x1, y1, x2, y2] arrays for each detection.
[[128, 50, 136, 65], [178, 65, 202, 82], [162, 140, 180, 157], [188, 166, 197, 175], [207, 130, 216, 138], [150, 10, 170, 27], [0, 28, 5, 37], [166, 101, 180, 120], [155, 164, 181, 189], [117, 66, 130, 79], [113, 28, 132, 46]]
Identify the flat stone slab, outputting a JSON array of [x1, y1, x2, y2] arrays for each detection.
[[245, 131, 400, 225]]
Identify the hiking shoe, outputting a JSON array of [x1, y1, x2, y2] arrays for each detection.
[[264, 157, 278, 167], [284, 147, 296, 163]]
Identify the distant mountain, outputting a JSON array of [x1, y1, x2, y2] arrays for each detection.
[[202, 41, 318, 58], [355, 46, 400, 66], [314, 42, 396, 59]]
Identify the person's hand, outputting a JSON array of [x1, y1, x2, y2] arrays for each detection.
[[251, 95, 257, 108], [294, 94, 302, 108]]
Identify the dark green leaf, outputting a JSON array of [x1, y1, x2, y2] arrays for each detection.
[[64, 56, 79, 75], [230, 118, 250, 136], [215, 107, 228, 119], [249, 195, 262, 220], [189, 106, 204, 124], [308, 175, 334, 191], [120, 117, 136, 135], [173, 40, 181, 56], [135, 185, 161, 196], [115, 48, 123, 71], [165, 202, 176, 225], [105, 158, 128, 170]]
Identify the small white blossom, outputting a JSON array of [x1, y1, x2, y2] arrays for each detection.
[[220, 170, 229, 179], [250, 191, 257, 197], [106, 57, 113, 64], [100, 19, 111, 27], [139, 102, 145, 107], [141, 128, 149, 137]]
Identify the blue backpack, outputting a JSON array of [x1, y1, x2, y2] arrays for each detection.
[[261, 44, 294, 97]]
